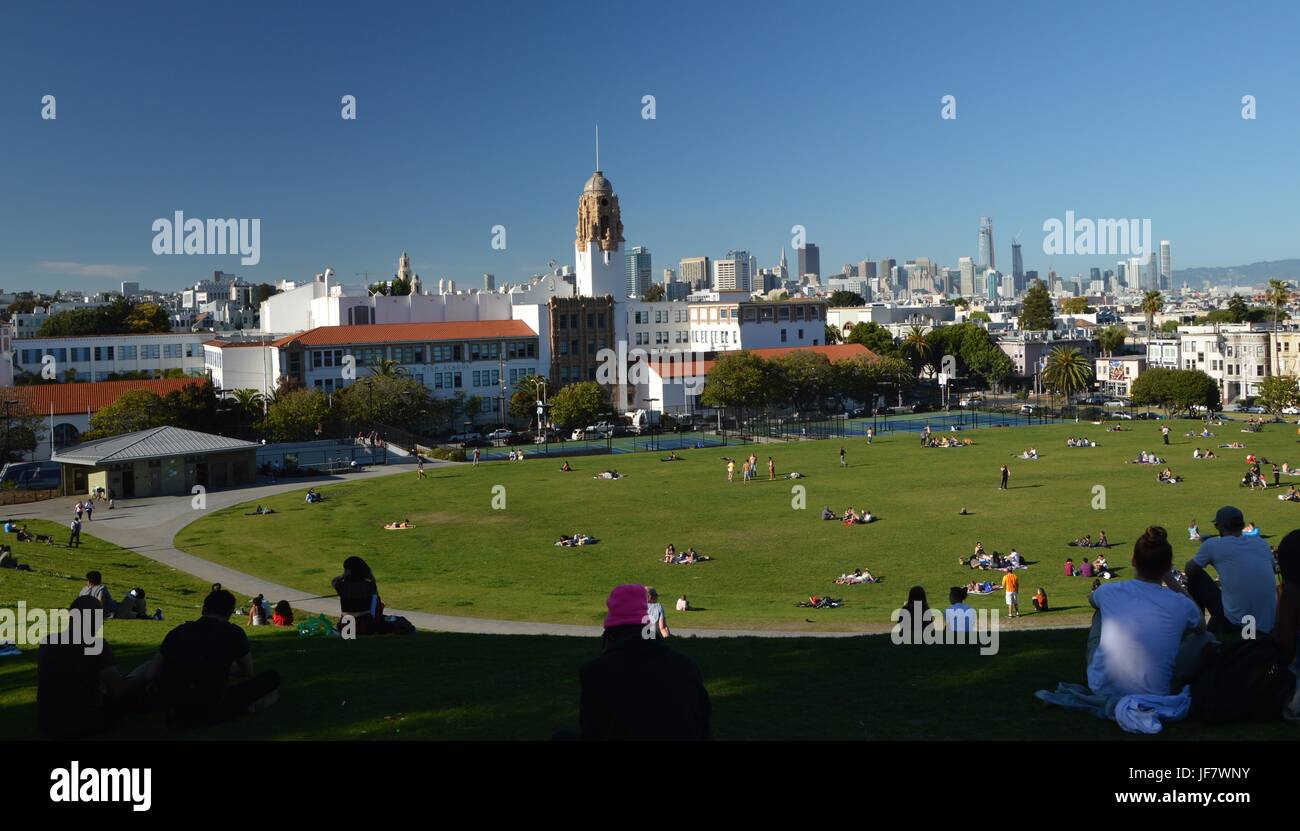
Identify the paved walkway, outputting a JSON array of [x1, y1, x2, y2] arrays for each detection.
[[10, 459, 1088, 639]]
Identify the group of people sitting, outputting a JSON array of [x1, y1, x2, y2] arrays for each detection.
[[1105, 425, 1129, 432], [821, 506, 875, 525], [798, 596, 842, 608], [662, 544, 709, 564], [922, 436, 973, 448], [1221, 441, 1247, 449], [4, 521, 53, 544], [1191, 447, 1219, 459], [1064, 554, 1111, 579], [506, 449, 526, 461], [959, 542, 1025, 571], [1018, 447, 1040, 460], [1069, 531, 1111, 548], [304, 489, 323, 503], [1065, 437, 1097, 448], [1157, 467, 1182, 484], [557, 532, 596, 547], [242, 594, 294, 627], [834, 567, 878, 585], [1127, 450, 1166, 465], [1279, 486, 1300, 502]]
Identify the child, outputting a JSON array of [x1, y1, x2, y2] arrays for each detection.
[[1032, 587, 1049, 612], [676, 595, 690, 612], [272, 600, 294, 627]]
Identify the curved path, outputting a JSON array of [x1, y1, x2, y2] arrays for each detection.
[[11, 458, 1086, 639]]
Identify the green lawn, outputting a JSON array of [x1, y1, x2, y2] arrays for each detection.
[[178, 418, 1300, 631], [1, 519, 1292, 740]]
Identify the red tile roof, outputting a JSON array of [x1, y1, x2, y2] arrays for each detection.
[[655, 343, 879, 378], [271, 320, 537, 348], [1, 378, 202, 416]]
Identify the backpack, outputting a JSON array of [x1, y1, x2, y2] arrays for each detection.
[[1191, 638, 1296, 723]]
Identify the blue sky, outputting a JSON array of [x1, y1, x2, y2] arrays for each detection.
[[2, 0, 1299, 292]]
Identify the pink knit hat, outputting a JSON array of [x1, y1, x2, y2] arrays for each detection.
[[603, 584, 648, 628]]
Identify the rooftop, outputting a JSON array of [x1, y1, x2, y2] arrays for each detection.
[[2, 378, 202, 416], [271, 320, 538, 348], [53, 425, 259, 466]]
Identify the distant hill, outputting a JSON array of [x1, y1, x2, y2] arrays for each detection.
[[1175, 259, 1300, 286]]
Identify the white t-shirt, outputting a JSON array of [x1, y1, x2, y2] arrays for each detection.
[[646, 602, 666, 636], [1087, 579, 1202, 697], [944, 603, 975, 632], [1192, 535, 1278, 632]]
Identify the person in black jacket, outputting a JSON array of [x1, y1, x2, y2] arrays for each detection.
[[579, 584, 711, 740]]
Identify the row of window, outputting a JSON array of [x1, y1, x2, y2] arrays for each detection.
[[691, 305, 822, 322], [19, 344, 194, 364], [310, 340, 539, 369], [557, 338, 607, 355], [556, 313, 607, 330], [557, 365, 599, 384], [633, 309, 689, 324], [634, 331, 689, 345]]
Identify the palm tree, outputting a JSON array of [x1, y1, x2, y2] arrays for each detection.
[[1141, 290, 1163, 343], [369, 358, 405, 378], [1267, 279, 1292, 376], [225, 388, 265, 438], [1042, 346, 1093, 402], [1097, 325, 1129, 357], [900, 325, 933, 375]]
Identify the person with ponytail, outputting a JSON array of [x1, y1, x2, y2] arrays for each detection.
[[1084, 526, 1207, 697]]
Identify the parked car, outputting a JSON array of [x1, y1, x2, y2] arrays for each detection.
[[448, 432, 479, 443], [487, 429, 513, 441], [1135, 412, 1164, 420], [1244, 405, 1267, 414], [1282, 406, 1300, 415], [1019, 404, 1036, 415], [1113, 412, 1135, 420], [1103, 400, 1129, 408], [958, 396, 983, 407]]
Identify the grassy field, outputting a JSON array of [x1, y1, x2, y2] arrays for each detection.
[[0, 521, 1289, 740], [177, 417, 1300, 631]]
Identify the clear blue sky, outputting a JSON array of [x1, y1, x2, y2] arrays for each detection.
[[2, 0, 1299, 292]]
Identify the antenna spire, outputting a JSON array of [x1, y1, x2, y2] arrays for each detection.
[[595, 124, 600, 170]]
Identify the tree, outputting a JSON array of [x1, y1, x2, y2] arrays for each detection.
[[368, 358, 405, 379], [1131, 368, 1220, 413], [823, 323, 842, 345], [1, 402, 45, 462], [259, 388, 332, 442], [1096, 325, 1129, 357], [1019, 279, 1054, 331], [641, 284, 665, 302], [899, 325, 934, 375], [36, 298, 171, 337], [253, 283, 279, 305], [126, 302, 170, 333], [831, 355, 884, 411], [771, 351, 834, 412], [1141, 290, 1164, 342], [84, 390, 171, 439], [969, 310, 991, 322], [162, 378, 219, 433], [947, 297, 969, 308], [698, 352, 777, 411], [844, 321, 897, 357], [1227, 294, 1250, 324], [226, 388, 266, 438], [1257, 375, 1300, 415], [508, 374, 548, 421], [333, 375, 430, 433], [1267, 279, 1292, 376], [1060, 297, 1092, 314], [548, 381, 608, 429], [1041, 346, 1094, 400], [827, 290, 866, 307], [876, 356, 916, 407]]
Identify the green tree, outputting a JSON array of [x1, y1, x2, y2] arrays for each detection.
[[641, 284, 665, 302], [1131, 368, 1220, 413], [899, 324, 934, 375], [771, 351, 834, 412], [1041, 346, 1094, 400], [823, 323, 842, 345], [1096, 325, 1129, 357], [548, 381, 609, 429], [947, 297, 969, 308], [84, 390, 171, 439], [827, 290, 866, 307], [1227, 294, 1250, 323], [368, 358, 405, 378], [1141, 290, 1164, 342], [844, 321, 897, 357], [1019, 279, 1055, 331], [1060, 296, 1092, 314], [334, 375, 430, 433], [226, 388, 265, 438], [508, 374, 549, 420], [162, 378, 219, 432], [1257, 375, 1300, 415], [969, 310, 991, 322], [1, 402, 45, 461], [253, 283, 279, 305], [698, 351, 776, 411], [259, 388, 331, 442]]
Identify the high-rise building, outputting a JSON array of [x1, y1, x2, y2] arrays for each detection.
[[958, 256, 976, 298], [679, 256, 710, 289], [120, 281, 140, 298], [625, 245, 652, 298], [1159, 240, 1172, 288], [775, 249, 789, 283], [1127, 257, 1145, 291], [978, 217, 996, 271], [859, 260, 876, 281], [878, 259, 896, 291], [483, 273, 496, 291], [797, 243, 821, 283], [1011, 241, 1024, 292]]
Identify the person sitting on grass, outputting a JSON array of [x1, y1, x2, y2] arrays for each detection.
[[1280, 486, 1300, 503], [1080, 558, 1094, 579], [834, 567, 878, 585], [115, 588, 162, 621], [860, 509, 876, 523], [663, 544, 676, 563], [1097, 530, 1110, 548], [676, 595, 690, 612], [1086, 526, 1206, 698], [560, 460, 572, 472], [272, 600, 293, 627], [682, 547, 709, 564], [821, 505, 837, 521], [331, 557, 412, 636], [78, 571, 118, 616], [1072, 534, 1093, 548], [1032, 587, 1049, 612], [578, 584, 711, 740], [944, 586, 975, 633], [898, 586, 934, 637], [842, 508, 859, 526], [1064, 558, 1078, 577], [1007, 548, 1023, 570], [247, 594, 268, 626], [1094, 553, 1111, 578], [37, 595, 155, 739]]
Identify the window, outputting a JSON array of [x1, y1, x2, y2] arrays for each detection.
[[163, 344, 183, 359], [185, 343, 198, 358], [141, 344, 160, 360], [354, 347, 385, 367], [468, 342, 500, 361], [781, 329, 788, 343], [431, 344, 461, 363], [94, 346, 114, 361], [120, 345, 138, 360], [798, 329, 804, 340], [71, 347, 91, 362]]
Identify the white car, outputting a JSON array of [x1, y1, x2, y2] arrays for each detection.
[[487, 429, 513, 440], [1103, 400, 1128, 408], [1282, 406, 1300, 415]]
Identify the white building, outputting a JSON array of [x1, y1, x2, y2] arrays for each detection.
[[13, 332, 211, 382]]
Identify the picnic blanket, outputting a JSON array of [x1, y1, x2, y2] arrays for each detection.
[[1034, 681, 1192, 734]]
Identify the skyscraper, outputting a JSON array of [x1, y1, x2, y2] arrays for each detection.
[[797, 243, 821, 283], [978, 217, 995, 271], [625, 245, 652, 298], [679, 256, 710, 289], [1159, 240, 1172, 289], [1011, 241, 1024, 291], [959, 256, 976, 297]]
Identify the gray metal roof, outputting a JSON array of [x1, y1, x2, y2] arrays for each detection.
[[52, 426, 259, 466]]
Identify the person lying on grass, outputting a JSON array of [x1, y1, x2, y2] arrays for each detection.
[[1279, 486, 1300, 502], [384, 519, 414, 530], [594, 470, 622, 480], [557, 532, 596, 547], [834, 567, 878, 585], [249, 505, 275, 515]]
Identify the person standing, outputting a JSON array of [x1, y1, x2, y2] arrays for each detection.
[[839, 447, 847, 467], [999, 464, 1010, 490], [768, 457, 776, 481], [68, 517, 82, 548], [472, 447, 481, 467], [726, 459, 735, 483], [1161, 424, 1170, 445], [1002, 569, 1020, 618], [645, 587, 670, 639], [84, 500, 93, 522], [417, 458, 426, 479], [866, 426, 874, 445]]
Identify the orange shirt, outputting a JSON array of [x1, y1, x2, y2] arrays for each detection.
[[1002, 572, 1020, 593]]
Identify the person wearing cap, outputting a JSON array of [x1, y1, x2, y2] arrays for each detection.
[[1185, 506, 1278, 636], [579, 584, 711, 740]]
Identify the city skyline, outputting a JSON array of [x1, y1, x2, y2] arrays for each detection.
[[4, 1, 1300, 292]]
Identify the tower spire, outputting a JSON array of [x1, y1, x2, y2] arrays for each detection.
[[595, 124, 600, 170]]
